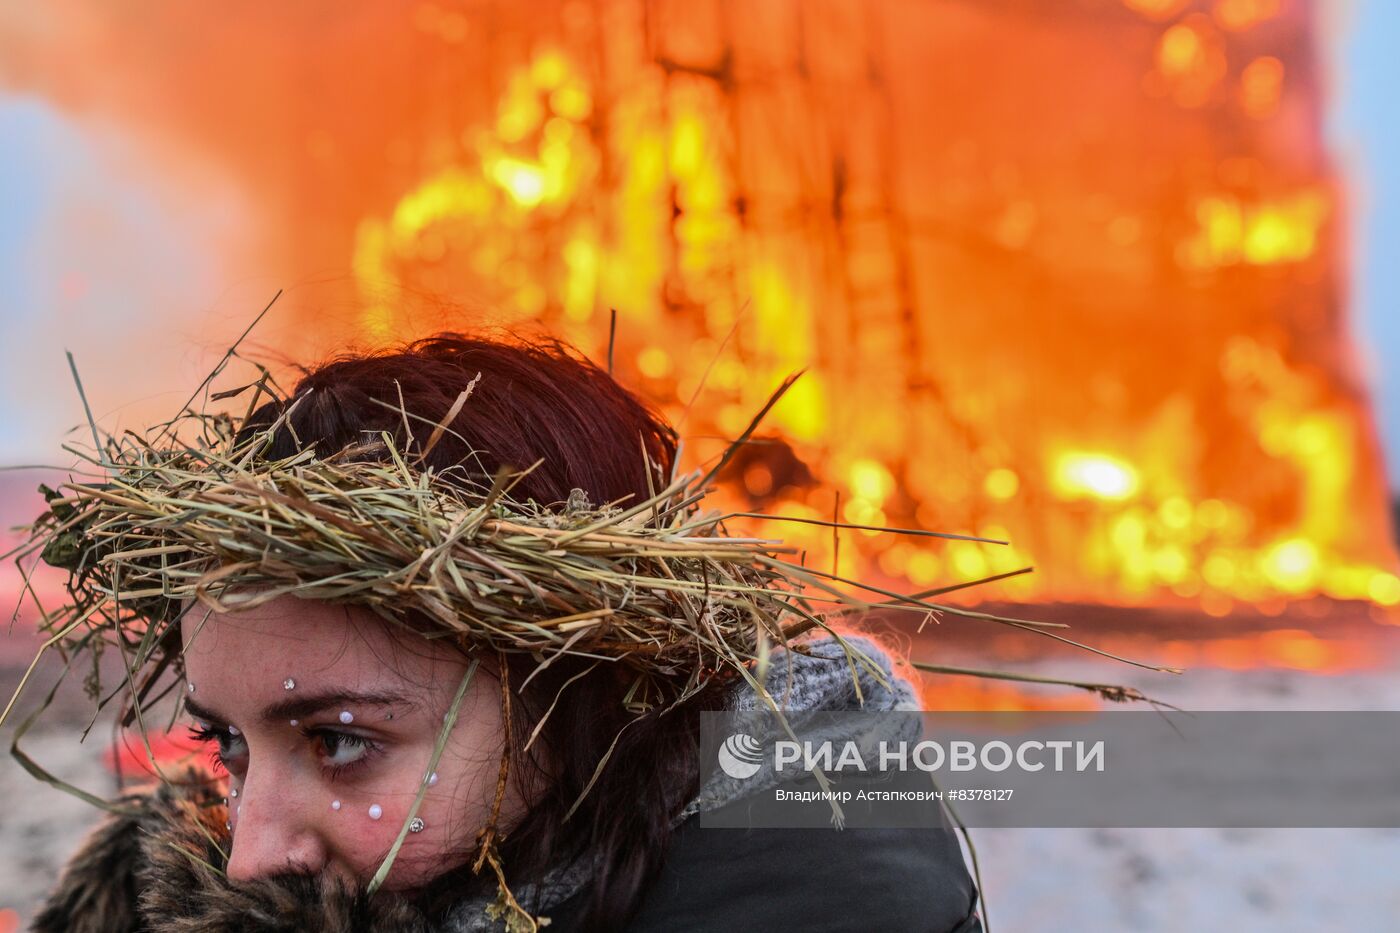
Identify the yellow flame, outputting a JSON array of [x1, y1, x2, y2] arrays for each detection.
[[343, 36, 1399, 616], [488, 157, 547, 207], [1155, 15, 1226, 107], [984, 468, 1019, 501], [1368, 574, 1400, 607], [1261, 538, 1319, 594], [849, 459, 895, 504], [1053, 453, 1140, 501], [1181, 190, 1328, 268], [636, 346, 672, 379], [1158, 23, 1207, 78]]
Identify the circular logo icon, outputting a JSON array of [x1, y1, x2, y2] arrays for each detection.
[[717, 732, 763, 779]]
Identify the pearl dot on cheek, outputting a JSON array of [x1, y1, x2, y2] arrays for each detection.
[[187, 683, 195, 694], [283, 678, 296, 690], [230, 788, 238, 799], [331, 800, 341, 811], [427, 772, 439, 787], [368, 804, 383, 820], [339, 710, 354, 724]]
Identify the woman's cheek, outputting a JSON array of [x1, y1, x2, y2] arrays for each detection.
[[350, 814, 454, 889], [323, 784, 456, 886]]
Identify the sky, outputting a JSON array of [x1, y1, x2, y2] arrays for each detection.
[[1333, 0, 1400, 488], [0, 3, 1398, 487]]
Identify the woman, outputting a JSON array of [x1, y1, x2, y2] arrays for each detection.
[[27, 332, 983, 932]]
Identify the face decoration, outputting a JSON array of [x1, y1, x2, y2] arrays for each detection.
[[180, 594, 526, 890]]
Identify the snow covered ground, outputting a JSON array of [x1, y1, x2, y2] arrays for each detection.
[[957, 648, 1400, 933]]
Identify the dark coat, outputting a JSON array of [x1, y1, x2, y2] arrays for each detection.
[[31, 777, 984, 932]]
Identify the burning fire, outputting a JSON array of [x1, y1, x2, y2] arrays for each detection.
[[2, 0, 1395, 614], [346, 3, 1398, 614]]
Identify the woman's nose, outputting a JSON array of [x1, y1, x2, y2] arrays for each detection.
[[224, 767, 329, 882]]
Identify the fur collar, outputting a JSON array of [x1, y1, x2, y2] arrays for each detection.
[[30, 776, 451, 933]]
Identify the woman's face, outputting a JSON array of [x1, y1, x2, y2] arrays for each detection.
[[180, 594, 523, 890]]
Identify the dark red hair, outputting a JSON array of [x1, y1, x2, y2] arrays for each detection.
[[236, 331, 720, 931], [240, 332, 678, 510]]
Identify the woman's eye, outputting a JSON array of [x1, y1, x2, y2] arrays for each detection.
[[187, 722, 378, 779], [187, 723, 248, 773], [315, 730, 374, 770]]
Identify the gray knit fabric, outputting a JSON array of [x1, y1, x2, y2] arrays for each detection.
[[444, 634, 922, 932], [675, 634, 922, 821]]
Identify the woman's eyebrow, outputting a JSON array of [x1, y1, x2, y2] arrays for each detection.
[[183, 698, 225, 724], [261, 690, 414, 724], [182, 691, 415, 726]]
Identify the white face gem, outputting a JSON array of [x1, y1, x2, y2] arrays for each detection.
[[427, 771, 439, 786], [227, 725, 241, 736], [225, 821, 231, 831], [408, 817, 425, 833], [331, 800, 342, 811], [289, 719, 299, 727], [230, 788, 238, 799], [339, 710, 354, 724], [283, 678, 296, 690], [368, 804, 383, 820], [187, 683, 196, 693]]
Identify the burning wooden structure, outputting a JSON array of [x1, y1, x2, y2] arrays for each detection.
[[1, 0, 1395, 613]]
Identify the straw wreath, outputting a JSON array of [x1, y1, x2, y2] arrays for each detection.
[[0, 321, 1179, 929]]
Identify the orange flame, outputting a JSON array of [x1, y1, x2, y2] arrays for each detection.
[[347, 20, 1398, 612], [1, 1, 1392, 614]]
